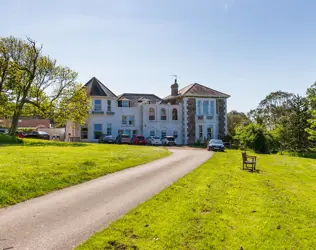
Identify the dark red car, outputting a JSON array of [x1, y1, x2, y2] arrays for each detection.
[[131, 135, 146, 145], [16, 131, 25, 138]]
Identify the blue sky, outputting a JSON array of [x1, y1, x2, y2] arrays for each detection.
[[1, 0, 316, 112]]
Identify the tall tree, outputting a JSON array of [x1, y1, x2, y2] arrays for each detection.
[[306, 82, 316, 141], [227, 110, 251, 136], [0, 36, 90, 135], [248, 91, 293, 129], [278, 95, 310, 152]]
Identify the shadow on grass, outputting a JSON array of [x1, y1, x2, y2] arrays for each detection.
[[278, 151, 316, 160]]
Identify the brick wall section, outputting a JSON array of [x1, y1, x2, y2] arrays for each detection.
[[217, 99, 225, 139], [187, 98, 196, 144]]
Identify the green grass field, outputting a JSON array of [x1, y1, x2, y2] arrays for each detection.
[[0, 139, 170, 208], [77, 150, 316, 250]]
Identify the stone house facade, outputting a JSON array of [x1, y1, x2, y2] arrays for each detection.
[[66, 77, 230, 144]]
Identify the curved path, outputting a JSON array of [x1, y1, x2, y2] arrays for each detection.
[[0, 148, 212, 250]]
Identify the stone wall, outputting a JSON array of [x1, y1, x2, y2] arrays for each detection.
[[217, 99, 225, 139], [187, 98, 196, 144]]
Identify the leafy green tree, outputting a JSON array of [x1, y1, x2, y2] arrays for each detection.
[[278, 95, 310, 152], [306, 82, 316, 141], [0, 36, 90, 135], [54, 85, 91, 127], [234, 123, 272, 153], [227, 110, 251, 136], [248, 91, 293, 129]]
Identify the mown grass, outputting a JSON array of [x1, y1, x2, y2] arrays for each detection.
[[0, 139, 170, 207], [77, 150, 316, 250]]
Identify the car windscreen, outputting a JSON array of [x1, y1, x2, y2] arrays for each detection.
[[38, 131, 48, 135], [154, 137, 160, 140], [137, 136, 145, 140], [166, 137, 175, 141], [210, 139, 223, 144]]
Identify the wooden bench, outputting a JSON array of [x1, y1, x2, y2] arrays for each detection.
[[242, 152, 257, 171]]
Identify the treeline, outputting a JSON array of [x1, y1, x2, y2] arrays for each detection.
[[227, 85, 316, 154], [0, 36, 91, 135]]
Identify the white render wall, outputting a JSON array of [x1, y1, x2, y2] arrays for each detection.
[[72, 96, 226, 144], [88, 96, 142, 142], [141, 103, 183, 144]]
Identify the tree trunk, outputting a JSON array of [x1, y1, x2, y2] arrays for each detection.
[[10, 108, 22, 136]]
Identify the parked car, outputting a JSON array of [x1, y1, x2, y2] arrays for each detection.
[[146, 136, 162, 146], [115, 134, 131, 144], [98, 134, 115, 143], [0, 128, 8, 134], [208, 139, 225, 151], [51, 134, 60, 141], [161, 136, 176, 146], [131, 135, 146, 145], [24, 131, 50, 140], [15, 131, 25, 138]]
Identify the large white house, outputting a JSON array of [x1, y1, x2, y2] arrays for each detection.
[[66, 77, 230, 144]]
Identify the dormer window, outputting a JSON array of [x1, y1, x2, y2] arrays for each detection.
[[118, 100, 130, 107], [122, 100, 129, 107]]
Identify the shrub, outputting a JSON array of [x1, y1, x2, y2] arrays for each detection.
[[0, 134, 23, 144], [234, 124, 278, 154]]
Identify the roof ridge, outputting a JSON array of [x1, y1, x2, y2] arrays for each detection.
[[119, 93, 162, 100], [181, 83, 197, 96], [193, 83, 230, 97]]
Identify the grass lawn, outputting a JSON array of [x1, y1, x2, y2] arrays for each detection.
[[77, 150, 316, 250], [0, 139, 170, 208]]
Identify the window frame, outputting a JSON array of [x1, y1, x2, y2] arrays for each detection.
[[122, 115, 127, 125], [161, 108, 167, 121], [173, 130, 178, 138], [161, 130, 167, 139], [81, 125, 88, 140], [199, 125, 203, 139], [107, 100, 112, 112], [94, 99, 102, 111], [203, 101, 209, 115], [94, 124, 103, 139], [172, 108, 178, 120], [149, 108, 155, 120], [122, 100, 129, 108], [128, 115, 135, 126], [106, 123, 112, 136]]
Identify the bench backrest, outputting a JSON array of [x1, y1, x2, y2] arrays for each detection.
[[242, 152, 247, 162]]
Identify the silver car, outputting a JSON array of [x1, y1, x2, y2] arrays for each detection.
[[208, 139, 225, 151], [146, 136, 162, 146]]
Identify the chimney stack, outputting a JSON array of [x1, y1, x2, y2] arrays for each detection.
[[171, 78, 179, 96]]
